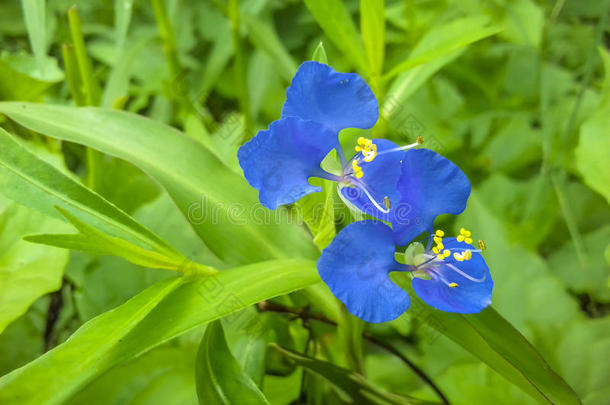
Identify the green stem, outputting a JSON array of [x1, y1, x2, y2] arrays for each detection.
[[339, 305, 365, 374], [61, 44, 86, 107], [551, 171, 588, 271], [67, 6, 99, 106], [228, 0, 254, 143], [67, 6, 103, 191], [150, 0, 191, 112]]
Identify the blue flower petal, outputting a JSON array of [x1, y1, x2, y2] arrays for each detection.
[[237, 117, 336, 209], [317, 220, 410, 323], [412, 238, 493, 313], [282, 61, 379, 134], [391, 148, 471, 245], [340, 139, 402, 219]]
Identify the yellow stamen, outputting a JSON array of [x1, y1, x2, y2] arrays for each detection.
[[352, 160, 364, 178], [465, 237, 473, 244], [362, 143, 377, 162], [435, 229, 444, 237], [416, 135, 424, 144], [443, 249, 450, 257], [354, 137, 378, 163], [478, 239, 486, 250], [449, 282, 459, 288], [457, 235, 465, 242], [383, 196, 391, 210]]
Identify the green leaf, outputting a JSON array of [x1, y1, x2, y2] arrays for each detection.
[[0, 260, 319, 405], [270, 344, 436, 404], [575, 47, 610, 204], [360, 0, 385, 80], [394, 277, 581, 405], [26, 207, 215, 275], [383, 50, 463, 121], [243, 15, 297, 82], [384, 16, 501, 81], [0, 103, 318, 265], [295, 178, 336, 251], [304, 0, 367, 72], [0, 56, 60, 101], [0, 127, 192, 269], [67, 345, 198, 405], [196, 321, 269, 405], [311, 41, 328, 64], [20, 0, 47, 79], [114, 0, 134, 49], [0, 200, 69, 334]]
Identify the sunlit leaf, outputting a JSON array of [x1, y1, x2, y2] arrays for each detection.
[[196, 321, 269, 404]]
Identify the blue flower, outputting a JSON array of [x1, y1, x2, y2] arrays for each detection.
[[340, 147, 470, 245], [317, 221, 493, 323], [239, 61, 417, 211]]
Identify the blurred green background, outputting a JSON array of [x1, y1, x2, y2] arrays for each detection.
[[0, 0, 609, 404]]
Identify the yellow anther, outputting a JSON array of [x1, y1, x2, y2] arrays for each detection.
[[433, 236, 442, 244], [432, 246, 440, 254], [449, 282, 459, 288], [453, 250, 473, 262], [352, 160, 364, 178], [416, 135, 424, 144], [460, 227, 466, 234], [435, 230, 444, 237], [478, 239, 486, 250], [457, 235, 465, 242], [354, 137, 378, 163], [362, 143, 377, 162], [465, 237, 473, 244], [383, 196, 391, 210], [437, 254, 444, 260], [443, 249, 450, 257]]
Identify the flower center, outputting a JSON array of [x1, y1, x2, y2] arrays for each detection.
[[320, 137, 425, 216], [411, 228, 487, 288], [354, 137, 378, 162]]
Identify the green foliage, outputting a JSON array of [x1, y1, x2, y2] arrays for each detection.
[[0, 0, 608, 404], [196, 321, 270, 404], [0, 199, 69, 334]]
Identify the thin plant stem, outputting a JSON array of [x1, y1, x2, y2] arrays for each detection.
[[61, 44, 85, 106], [67, 6, 99, 105], [150, 0, 192, 113], [257, 301, 450, 404], [228, 0, 254, 143], [67, 6, 102, 191]]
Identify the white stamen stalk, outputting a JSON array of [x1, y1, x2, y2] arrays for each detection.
[[445, 263, 487, 282], [375, 141, 420, 157], [337, 183, 390, 214]]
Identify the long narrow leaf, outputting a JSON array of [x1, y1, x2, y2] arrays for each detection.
[[399, 280, 582, 405], [0, 103, 318, 265], [0, 127, 177, 257], [0, 260, 319, 405]]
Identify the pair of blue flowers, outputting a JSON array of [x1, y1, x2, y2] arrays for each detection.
[[238, 62, 493, 323]]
